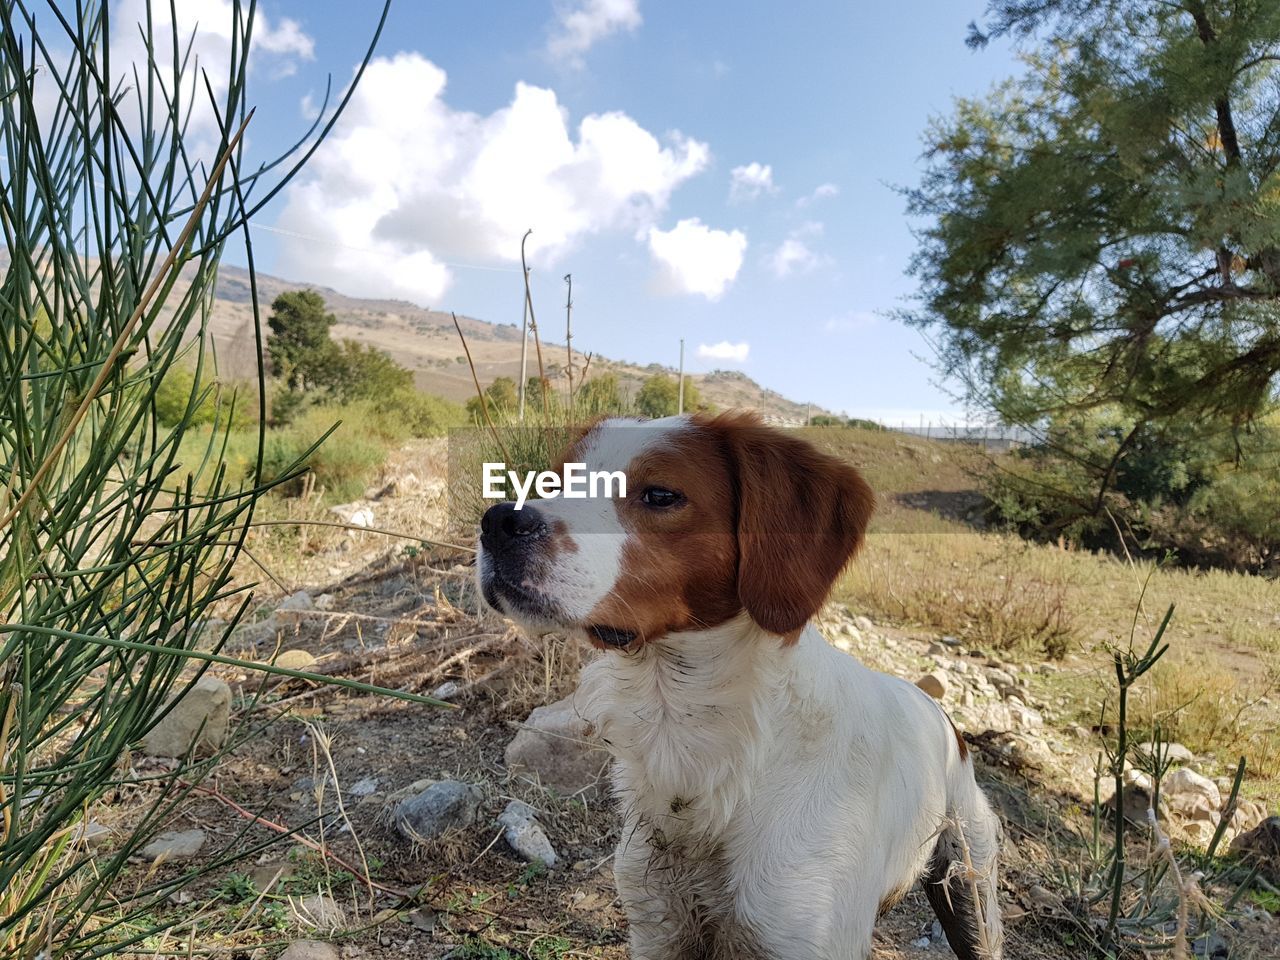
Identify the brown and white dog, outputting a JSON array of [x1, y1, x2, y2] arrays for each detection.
[[478, 413, 1003, 960]]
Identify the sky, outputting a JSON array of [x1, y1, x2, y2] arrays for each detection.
[[118, 0, 1024, 424]]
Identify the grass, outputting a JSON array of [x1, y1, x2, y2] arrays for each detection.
[[813, 426, 1280, 786]]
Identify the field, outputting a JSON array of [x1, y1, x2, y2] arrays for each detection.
[[66, 427, 1280, 959]]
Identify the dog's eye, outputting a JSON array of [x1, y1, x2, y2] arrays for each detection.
[[640, 486, 683, 509]]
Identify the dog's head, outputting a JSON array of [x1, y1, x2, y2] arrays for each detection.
[[477, 412, 875, 649]]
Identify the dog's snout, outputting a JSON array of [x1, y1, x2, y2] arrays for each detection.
[[481, 501, 549, 550]]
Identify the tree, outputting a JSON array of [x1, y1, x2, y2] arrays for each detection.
[[577, 372, 624, 414], [907, 1, 1280, 466], [636, 373, 701, 418], [266, 289, 338, 391], [466, 376, 519, 421], [330, 340, 414, 402]]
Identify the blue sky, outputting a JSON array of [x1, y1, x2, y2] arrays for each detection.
[[182, 0, 1021, 423]]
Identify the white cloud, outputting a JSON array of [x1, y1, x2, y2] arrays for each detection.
[[111, 0, 313, 133], [274, 54, 710, 304], [548, 0, 642, 65], [729, 162, 776, 203], [697, 340, 750, 363], [647, 218, 747, 300], [796, 182, 839, 208], [768, 221, 827, 278]]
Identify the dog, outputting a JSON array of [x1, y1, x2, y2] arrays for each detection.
[[478, 412, 1003, 960]]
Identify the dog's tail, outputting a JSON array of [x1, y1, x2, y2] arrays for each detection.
[[922, 773, 1004, 960]]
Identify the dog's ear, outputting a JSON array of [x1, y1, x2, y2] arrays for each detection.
[[714, 413, 876, 639]]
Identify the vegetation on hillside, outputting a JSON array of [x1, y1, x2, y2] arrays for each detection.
[[908, 0, 1280, 569]]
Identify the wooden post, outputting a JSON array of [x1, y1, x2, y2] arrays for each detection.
[[677, 339, 685, 415]]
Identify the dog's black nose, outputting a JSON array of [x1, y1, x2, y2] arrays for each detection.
[[481, 501, 549, 551]]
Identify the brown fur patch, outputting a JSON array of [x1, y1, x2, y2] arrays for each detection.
[[569, 413, 876, 646], [949, 717, 969, 762]]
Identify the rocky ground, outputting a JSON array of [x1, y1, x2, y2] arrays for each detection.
[[88, 439, 1280, 959]]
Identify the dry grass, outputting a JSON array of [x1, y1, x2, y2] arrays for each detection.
[[812, 427, 1280, 785]]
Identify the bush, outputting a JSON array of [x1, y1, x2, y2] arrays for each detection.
[[985, 409, 1280, 571], [635, 372, 701, 417], [260, 402, 396, 501], [154, 363, 257, 430]]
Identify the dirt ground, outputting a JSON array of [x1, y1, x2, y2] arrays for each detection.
[[102, 438, 1279, 959]]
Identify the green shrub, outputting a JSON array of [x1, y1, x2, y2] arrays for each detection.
[[985, 408, 1280, 571], [261, 402, 396, 500], [154, 363, 257, 430]]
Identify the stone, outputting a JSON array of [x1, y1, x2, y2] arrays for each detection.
[[915, 671, 950, 700], [1164, 768, 1221, 818], [292, 894, 345, 931], [277, 590, 315, 612], [498, 800, 558, 867], [139, 829, 206, 862], [393, 781, 483, 841], [853, 615, 874, 633], [349, 776, 379, 798], [279, 942, 339, 960], [1106, 769, 1163, 824], [274, 649, 317, 671], [142, 677, 231, 757], [329, 502, 375, 528], [1230, 799, 1269, 835], [1133, 741, 1194, 765], [939, 635, 962, 647], [314, 593, 336, 611], [1230, 816, 1280, 876], [505, 698, 611, 794], [927, 641, 949, 657], [986, 667, 1017, 689], [74, 820, 112, 848]]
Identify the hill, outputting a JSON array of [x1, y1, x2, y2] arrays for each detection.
[[202, 264, 829, 422]]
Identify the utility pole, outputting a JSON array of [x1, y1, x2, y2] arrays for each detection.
[[564, 274, 573, 405], [677, 339, 685, 415], [518, 268, 530, 422], [806, 402, 811, 426]]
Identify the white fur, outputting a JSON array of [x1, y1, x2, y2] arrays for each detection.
[[480, 417, 688, 624], [574, 617, 1004, 960]]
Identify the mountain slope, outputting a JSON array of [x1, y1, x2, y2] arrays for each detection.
[[205, 264, 829, 422]]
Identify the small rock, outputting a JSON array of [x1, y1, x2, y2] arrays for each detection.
[[1133, 741, 1194, 765], [1164, 768, 1221, 818], [1026, 884, 1064, 913], [139, 828, 206, 862], [910, 936, 931, 949], [498, 800, 558, 867], [74, 820, 112, 848], [853, 615, 874, 633], [986, 667, 1017, 689], [277, 590, 315, 612], [142, 677, 231, 757], [915, 671, 950, 700], [314, 593, 336, 611], [927, 642, 949, 657], [349, 776, 379, 798], [279, 942, 339, 960], [330, 502, 375, 528], [393, 780, 482, 841], [292, 893, 345, 931], [505, 697, 611, 794], [939, 635, 961, 647], [1230, 816, 1280, 878], [274, 650, 317, 671]]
